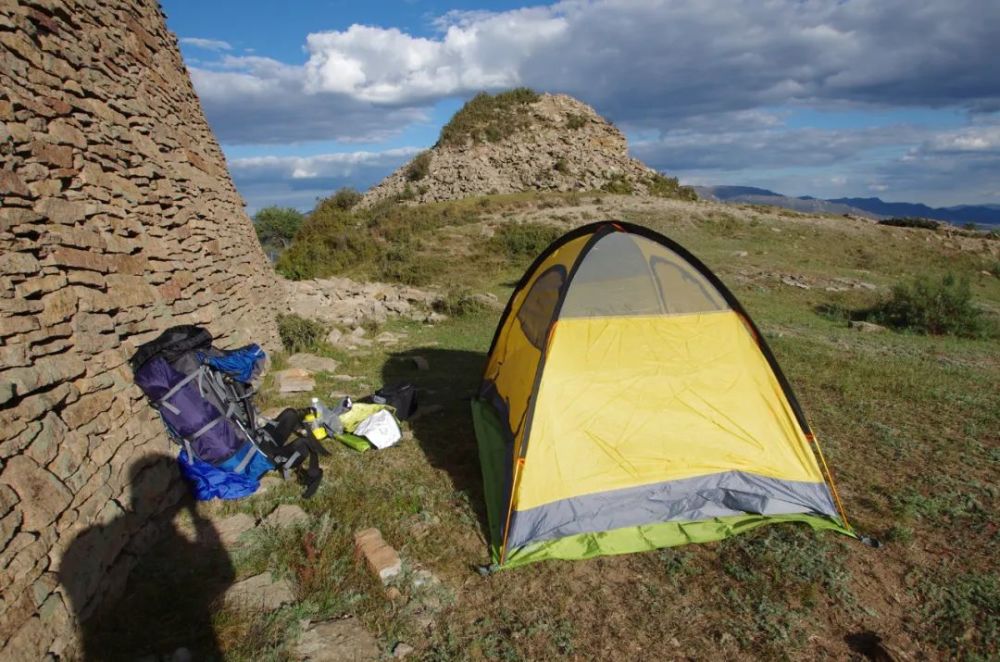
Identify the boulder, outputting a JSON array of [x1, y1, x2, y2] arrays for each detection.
[[293, 618, 380, 662], [287, 353, 340, 374], [277, 368, 315, 393], [223, 572, 294, 611], [263, 504, 309, 528]]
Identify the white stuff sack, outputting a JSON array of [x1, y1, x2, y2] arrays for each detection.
[[354, 409, 402, 449]]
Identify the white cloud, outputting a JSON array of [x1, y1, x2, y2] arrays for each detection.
[[228, 148, 419, 212], [180, 37, 232, 51], [188, 0, 1000, 146]]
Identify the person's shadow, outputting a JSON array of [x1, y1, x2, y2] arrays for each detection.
[[60, 453, 235, 660]]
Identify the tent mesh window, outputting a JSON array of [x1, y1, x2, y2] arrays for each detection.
[[561, 233, 728, 317], [516, 266, 566, 349]]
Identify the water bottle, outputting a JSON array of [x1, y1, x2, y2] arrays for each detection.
[[305, 398, 329, 441], [312, 397, 343, 435]]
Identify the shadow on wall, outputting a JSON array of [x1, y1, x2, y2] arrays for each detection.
[[59, 454, 235, 660], [380, 347, 491, 540]]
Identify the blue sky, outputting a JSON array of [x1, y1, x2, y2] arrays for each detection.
[[162, 0, 1000, 213]]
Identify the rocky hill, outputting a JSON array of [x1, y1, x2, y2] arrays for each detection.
[[362, 90, 693, 206]]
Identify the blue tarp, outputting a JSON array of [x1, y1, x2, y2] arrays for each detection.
[[178, 442, 273, 501], [202, 344, 266, 383]]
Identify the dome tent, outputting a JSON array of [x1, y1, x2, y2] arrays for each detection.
[[472, 221, 856, 568]]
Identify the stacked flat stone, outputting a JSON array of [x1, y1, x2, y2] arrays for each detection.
[[0, 1, 281, 657]]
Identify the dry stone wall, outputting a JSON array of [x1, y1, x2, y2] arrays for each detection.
[[0, 0, 282, 657]]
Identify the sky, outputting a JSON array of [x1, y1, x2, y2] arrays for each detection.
[[161, 0, 1000, 214]]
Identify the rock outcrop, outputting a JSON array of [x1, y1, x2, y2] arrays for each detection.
[[362, 93, 687, 206], [0, 1, 281, 657], [282, 276, 442, 328]]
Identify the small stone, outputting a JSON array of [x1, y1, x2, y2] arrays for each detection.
[[263, 504, 309, 528], [385, 587, 403, 602], [393, 642, 415, 658], [326, 327, 344, 344], [287, 353, 340, 374], [293, 618, 380, 662], [224, 572, 294, 611], [278, 368, 315, 393], [411, 356, 430, 371], [214, 513, 257, 546], [732, 250, 749, 258]]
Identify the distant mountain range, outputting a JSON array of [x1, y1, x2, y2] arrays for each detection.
[[694, 186, 1000, 227]]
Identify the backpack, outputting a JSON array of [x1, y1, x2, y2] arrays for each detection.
[[131, 325, 329, 499]]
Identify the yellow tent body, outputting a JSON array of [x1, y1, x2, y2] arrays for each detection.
[[471, 221, 854, 568]]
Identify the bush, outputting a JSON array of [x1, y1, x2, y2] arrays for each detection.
[[438, 88, 540, 146], [869, 274, 991, 337], [566, 113, 587, 130], [601, 174, 634, 195], [553, 157, 569, 174], [277, 313, 325, 353], [646, 173, 698, 200], [879, 217, 940, 230], [490, 222, 562, 259], [405, 151, 432, 182], [322, 187, 363, 211]]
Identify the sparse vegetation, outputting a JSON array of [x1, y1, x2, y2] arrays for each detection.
[[600, 173, 634, 194], [437, 88, 541, 146], [405, 151, 432, 182], [552, 157, 569, 174], [565, 113, 587, 130], [276, 313, 325, 353]]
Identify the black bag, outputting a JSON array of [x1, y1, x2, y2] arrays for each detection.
[[369, 382, 418, 421]]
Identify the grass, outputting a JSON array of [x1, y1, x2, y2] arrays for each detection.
[[405, 151, 432, 182], [276, 313, 326, 353], [437, 88, 540, 147], [100, 192, 1000, 660]]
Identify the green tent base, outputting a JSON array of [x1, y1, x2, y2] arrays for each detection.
[[501, 512, 856, 569]]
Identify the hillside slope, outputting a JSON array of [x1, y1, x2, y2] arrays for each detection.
[[362, 90, 693, 206]]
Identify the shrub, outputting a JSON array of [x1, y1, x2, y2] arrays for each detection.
[[320, 187, 362, 211], [646, 173, 698, 200], [433, 288, 495, 317], [601, 174, 634, 195], [879, 217, 940, 230], [553, 157, 569, 174], [253, 206, 305, 259], [277, 313, 325, 353], [438, 88, 540, 146], [490, 222, 562, 259], [405, 151, 432, 182], [869, 274, 991, 337], [565, 113, 587, 130]]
